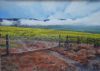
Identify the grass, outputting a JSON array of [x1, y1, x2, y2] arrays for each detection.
[[0, 26, 100, 47], [0, 26, 100, 38]]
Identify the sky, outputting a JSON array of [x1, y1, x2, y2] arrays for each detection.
[[0, 0, 100, 26]]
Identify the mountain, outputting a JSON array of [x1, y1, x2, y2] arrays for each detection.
[[16, 24, 100, 34], [30, 25, 100, 34]]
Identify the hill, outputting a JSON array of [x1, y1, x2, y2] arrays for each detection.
[[0, 26, 100, 39]]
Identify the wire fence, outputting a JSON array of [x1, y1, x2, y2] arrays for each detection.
[[0, 34, 100, 56]]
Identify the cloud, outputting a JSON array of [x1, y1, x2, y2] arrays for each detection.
[[11, 19, 80, 26], [1, 12, 100, 26], [77, 11, 100, 25], [41, 1, 69, 14], [0, 1, 100, 26], [64, 1, 100, 19], [1, 20, 14, 25], [19, 19, 45, 26]]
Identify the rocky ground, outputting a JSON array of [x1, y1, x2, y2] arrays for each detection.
[[49, 44, 100, 71], [0, 41, 100, 71]]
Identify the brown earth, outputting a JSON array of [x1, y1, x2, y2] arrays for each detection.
[[1, 50, 69, 71], [0, 41, 100, 71]]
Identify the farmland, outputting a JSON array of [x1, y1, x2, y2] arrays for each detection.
[[0, 26, 100, 48], [0, 26, 100, 39]]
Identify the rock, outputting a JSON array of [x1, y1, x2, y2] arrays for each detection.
[[96, 49, 100, 55], [87, 49, 96, 55], [64, 50, 76, 59], [71, 44, 80, 52], [66, 64, 77, 71], [74, 49, 88, 64], [87, 54, 96, 59], [77, 49, 87, 55], [88, 60, 100, 71], [0, 48, 5, 55], [78, 44, 93, 50]]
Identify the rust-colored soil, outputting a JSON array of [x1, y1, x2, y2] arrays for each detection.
[[1, 50, 69, 71]]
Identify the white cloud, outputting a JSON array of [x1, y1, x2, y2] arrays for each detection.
[[19, 19, 77, 26], [65, 1, 100, 18], [19, 19, 45, 26], [77, 11, 100, 25], [1, 20, 14, 25], [0, 1, 100, 26], [41, 1, 68, 13]]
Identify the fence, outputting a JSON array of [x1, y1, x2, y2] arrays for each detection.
[[0, 34, 10, 56], [58, 35, 100, 48], [0, 34, 100, 56]]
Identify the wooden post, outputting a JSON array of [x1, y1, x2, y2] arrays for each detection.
[[6, 34, 10, 55], [0, 34, 1, 38], [87, 38, 89, 44], [93, 39, 97, 47], [87, 38, 88, 44], [65, 35, 69, 50], [94, 38, 97, 47], [77, 36, 80, 44], [58, 35, 61, 48]]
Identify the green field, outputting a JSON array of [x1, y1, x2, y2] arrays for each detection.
[[0, 26, 100, 47], [0, 26, 100, 38]]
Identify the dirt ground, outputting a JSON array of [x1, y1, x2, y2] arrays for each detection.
[[0, 42, 100, 71]]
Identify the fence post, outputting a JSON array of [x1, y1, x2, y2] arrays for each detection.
[[77, 36, 80, 44], [87, 38, 90, 44], [0, 34, 1, 38], [6, 34, 10, 55], [93, 39, 96, 47], [94, 38, 98, 47], [58, 35, 61, 48], [64, 35, 69, 50]]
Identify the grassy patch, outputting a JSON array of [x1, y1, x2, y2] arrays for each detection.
[[0, 26, 100, 47], [0, 26, 100, 38]]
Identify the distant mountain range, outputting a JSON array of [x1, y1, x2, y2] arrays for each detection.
[[22, 25, 100, 34], [0, 18, 100, 34]]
